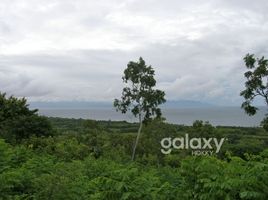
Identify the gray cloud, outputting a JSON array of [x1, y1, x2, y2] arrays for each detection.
[[0, 0, 268, 105]]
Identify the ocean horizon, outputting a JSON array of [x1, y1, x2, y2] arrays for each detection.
[[37, 106, 267, 127]]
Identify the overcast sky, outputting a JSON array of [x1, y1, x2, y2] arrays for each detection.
[[1, 0, 268, 105]]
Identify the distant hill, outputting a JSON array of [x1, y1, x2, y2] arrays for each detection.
[[29, 100, 216, 110], [29, 101, 112, 109], [162, 100, 215, 108]]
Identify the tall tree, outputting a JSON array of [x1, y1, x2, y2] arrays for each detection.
[[114, 57, 166, 160], [240, 54, 268, 130], [0, 92, 53, 143]]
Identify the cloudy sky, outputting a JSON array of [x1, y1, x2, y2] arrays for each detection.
[[0, 0, 268, 105]]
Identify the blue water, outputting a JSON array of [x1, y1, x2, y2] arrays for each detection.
[[38, 107, 267, 127]]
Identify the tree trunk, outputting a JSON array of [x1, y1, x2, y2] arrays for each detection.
[[131, 113, 142, 161]]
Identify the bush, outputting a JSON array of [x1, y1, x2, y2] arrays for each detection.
[[0, 92, 53, 143]]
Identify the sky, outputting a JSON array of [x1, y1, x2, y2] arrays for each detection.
[[0, 0, 268, 106]]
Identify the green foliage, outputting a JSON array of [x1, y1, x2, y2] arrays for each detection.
[[114, 57, 166, 160], [0, 136, 268, 200], [140, 119, 179, 164], [0, 92, 53, 142], [240, 54, 268, 130], [1, 94, 268, 199], [261, 116, 268, 131], [180, 155, 268, 199], [191, 120, 215, 137], [83, 119, 100, 130], [114, 57, 166, 122], [0, 139, 12, 173], [227, 138, 265, 158]]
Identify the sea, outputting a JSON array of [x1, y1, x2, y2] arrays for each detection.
[[37, 107, 268, 127]]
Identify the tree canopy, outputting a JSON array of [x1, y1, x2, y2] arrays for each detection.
[[240, 54, 268, 131], [0, 92, 53, 142], [240, 54, 268, 115], [114, 57, 166, 160], [114, 57, 166, 122]]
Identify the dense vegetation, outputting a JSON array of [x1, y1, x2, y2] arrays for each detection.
[[1, 88, 268, 199], [0, 93, 53, 144], [1, 114, 268, 199]]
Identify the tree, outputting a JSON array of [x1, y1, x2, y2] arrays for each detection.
[[114, 57, 166, 161], [0, 92, 53, 142], [240, 54, 268, 130]]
